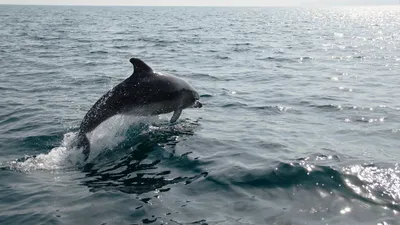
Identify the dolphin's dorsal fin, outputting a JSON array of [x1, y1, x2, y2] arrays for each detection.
[[130, 58, 153, 74]]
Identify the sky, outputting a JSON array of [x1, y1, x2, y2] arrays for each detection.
[[0, 0, 398, 6]]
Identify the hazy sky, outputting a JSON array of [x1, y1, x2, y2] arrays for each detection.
[[0, 0, 398, 6]]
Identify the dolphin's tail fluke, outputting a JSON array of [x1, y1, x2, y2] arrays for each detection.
[[76, 132, 90, 161]]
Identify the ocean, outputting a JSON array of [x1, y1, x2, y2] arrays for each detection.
[[0, 5, 400, 225]]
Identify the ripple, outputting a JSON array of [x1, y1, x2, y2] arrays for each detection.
[[90, 50, 108, 54], [215, 55, 231, 60], [137, 37, 178, 45], [256, 56, 298, 63], [221, 102, 247, 108], [308, 103, 343, 111], [250, 105, 300, 115], [338, 86, 353, 92], [190, 73, 221, 81], [199, 94, 213, 98], [345, 117, 386, 123]]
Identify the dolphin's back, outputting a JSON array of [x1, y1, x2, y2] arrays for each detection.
[[78, 74, 185, 134]]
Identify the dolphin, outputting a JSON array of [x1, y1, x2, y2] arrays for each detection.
[[75, 58, 202, 160]]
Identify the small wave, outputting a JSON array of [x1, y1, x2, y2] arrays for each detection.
[[191, 73, 221, 81], [256, 56, 298, 63], [90, 50, 108, 54], [299, 56, 313, 61], [17, 32, 29, 37], [0, 86, 22, 92], [250, 105, 300, 115], [338, 86, 353, 92], [310, 103, 394, 114], [308, 103, 343, 111], [232, 43, 252, 52], [226, 162, 345, 190], [207, 49, 218, 53], [232, 42, 252, 46], [345, 117, 385, 123], [177, 27, 203, 32], [75, 38, 91, 43], [111, 38, 126, 41], [297, 153, 341, 163], [137, 37, 178, 45], [233, 48, 249, 53], [215, 55, 231, 60], [211, 161, 400, 210], [331, 55, 366, 60], [222, 102, 248, 108], [307, 103, 391, 118], [199, 94, 213, 98], [113, 45, 129, 49], [113, 31, 132, 35], [84, 62, 97, 66], [33, 36, 61, 41]]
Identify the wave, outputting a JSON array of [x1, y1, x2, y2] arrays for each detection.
[[215, 55, 231, 60], [89, 50, 108, 54], [250, 105, 300, 115], [256, 56, 297, 63], [207, 160, 400, 210], [137, 37, 178, 45], [190, 73, 222, 81], [221, 102, 248, 108]]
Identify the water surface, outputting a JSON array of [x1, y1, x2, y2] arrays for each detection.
[[0, 5, 400, 225]]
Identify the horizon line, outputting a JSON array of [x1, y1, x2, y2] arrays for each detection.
[[0, 3, 399, 7]]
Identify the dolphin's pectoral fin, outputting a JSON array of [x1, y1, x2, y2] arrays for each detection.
[[170, 109, 182, 123], [76, 133, 90, 161]]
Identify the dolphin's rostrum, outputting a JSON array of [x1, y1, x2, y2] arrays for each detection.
[[75, 58, 202, 160]]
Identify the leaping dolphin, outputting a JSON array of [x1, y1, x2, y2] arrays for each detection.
[[75, 58, 202, 160]]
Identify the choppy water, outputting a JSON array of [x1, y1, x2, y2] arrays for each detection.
[[1, 5, 400, 225]]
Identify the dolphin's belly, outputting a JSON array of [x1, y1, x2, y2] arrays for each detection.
[[122, 100, 179, 116]]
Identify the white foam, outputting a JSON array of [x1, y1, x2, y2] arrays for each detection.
[[10, 132, 83, 172], [9, 115, 165, 172]]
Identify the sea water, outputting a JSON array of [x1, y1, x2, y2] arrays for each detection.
[[0, 5, 400, 225]]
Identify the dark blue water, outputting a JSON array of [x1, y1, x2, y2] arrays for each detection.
[[1, 5, 400, 225]]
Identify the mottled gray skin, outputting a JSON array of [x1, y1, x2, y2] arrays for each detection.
[[76, 58, 202, 160]]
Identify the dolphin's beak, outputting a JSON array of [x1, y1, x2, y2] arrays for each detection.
[[193, 100, 203, 108]]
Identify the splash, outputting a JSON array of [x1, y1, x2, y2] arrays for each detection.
[[9, 132, 83, 172], [8, 115, 161, 172]]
